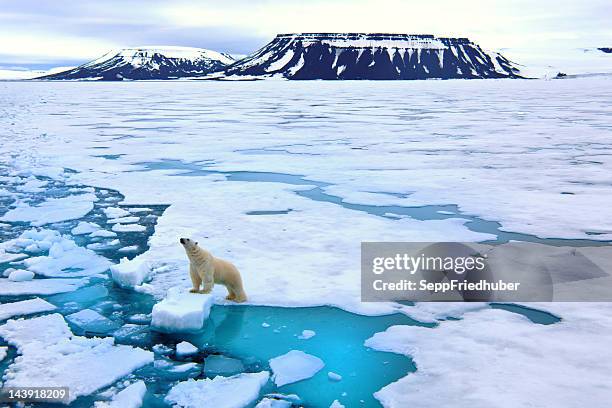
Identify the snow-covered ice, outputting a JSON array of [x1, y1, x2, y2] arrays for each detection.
[[0, 277, 88, 295], [165, 371, 270, 408], [0, 193, 96, 226], [269, 350, 325, 387], [94, 380, 146, 408], [298, 329, 316, 339], [175, 341, 198, 357], [7, 269, 34, 281], [103, 207, 130, 219], [110, 257, 151, 287], [0, 314, 153, 403], [112, 223, 146, 233], [71, 221, 101, 235], [66, 309, 120, 334], [0, 346, 7, 361], [255, 398, 292, 408], [151, 288, 214, 332], [0, 298, 56, 321]]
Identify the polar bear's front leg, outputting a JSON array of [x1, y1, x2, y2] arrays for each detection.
[[199, 267, 214, 294], [189, 264, 201, 293]]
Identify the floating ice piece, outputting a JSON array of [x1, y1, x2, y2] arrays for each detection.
[[72, 221, 101, 235], [103, 207, 130, 219], [328, 372, 342, 382], [90, 229, 117, 238], [112, 324, 149, 344], [0, 277, 88, 295], [94, 381, 146, 408], [0, 251, 27, 264], [204, 355, 245, 376], [0, 193, 96, 226], [165, 372, 270, 408], [176, 341, 198, 357], [269, 350, 325, 387], [330, 400, 345, 408], [152, 344, 173, 355], [7, 269, 34, 282], [111, 257, 151, 287], [298, 329, 316, 340], [151, 288, 215, 332], [0, 298, 56, 321], [118, 245, 139, 253], [112, 223, 146, 232], [255, 398, 292, 408], [262, 322, 271, 328], [129, 208, 152, 214], [127, 313, 151, 324], [24, 238, 111, 277], [66, 309, 120, 334], [169, 362, 200, 373], [0, 314, 153, 403], [106, 216, 140, 224], [87, 239, 120, 250], [0, 346, 7, 361]]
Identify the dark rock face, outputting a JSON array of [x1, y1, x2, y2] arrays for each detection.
[[39, 47, 235, 80], [224, 33, 522, 80]]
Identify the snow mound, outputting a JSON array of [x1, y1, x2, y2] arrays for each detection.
[[7, 269, 34, 281], [269, 350, 324, 387], [111, 257, 152, 287], [165, 371, 269, 408], [151, 288, 214, 332], [175, 341, 198, 357], [0, 314, 153, 403], [0, 298, 56, 321]]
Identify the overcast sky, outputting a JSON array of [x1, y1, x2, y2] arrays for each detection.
[[0, 0, 610, 68]]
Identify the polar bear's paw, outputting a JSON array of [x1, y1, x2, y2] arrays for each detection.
[[189, 288, 199, 293]]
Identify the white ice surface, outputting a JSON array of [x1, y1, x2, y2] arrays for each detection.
[[366, 304, 612, 407], [255, 398, 292, 408], [175, 341, 198, 357], [0, 346, 6, 361], [7, 269, 34, 281], [165, 371, 270, 408], [0, 298, 56, 321], [94, 380, 147, 408], [269, 350, 324, 387], [151, 288, 214, 332], [0, 193, 95, 226], [72, 221, 101, 235], [111, 257, 151, 287], [0, 314, 153, 403], [112, 223, 146, 232], [0, 277, 88, 295], [298, 329, 316, 340]]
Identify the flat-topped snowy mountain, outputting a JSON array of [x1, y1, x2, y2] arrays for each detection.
[[39, 46, 235, 80], [223, 33, 522, 80]]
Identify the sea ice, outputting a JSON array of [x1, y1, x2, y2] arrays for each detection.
[[269, 350, 325, 387], [176, 341, 198, 357], [118, 245, 139, 253], [329, 400, 345, 408], [0, 193, 96, 226], [94, 381, 147, 408], [103, 207, 130, 219], [0, 346, 7, 361], [327, 372, 342, 382], [106, 216, 140, 224], [112, 223, 146, 232], [0, 277, 88, 295], [298, 329, 316, 339], [90, 229, 118, 238], [72, 221, 101, 235], [255, 398, 292, 408], [111, 257, 151, 287], [165, 371, 270, 408], [151, 288, 214, 332], [204, 355, 245, 376], [0, 314, 153, 403], [7, 269, 34, 281], [66, 309, 120, 334], [0, 298, 56, 321]]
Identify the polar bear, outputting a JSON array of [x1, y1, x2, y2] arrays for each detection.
[[179, 238, 247, 302]]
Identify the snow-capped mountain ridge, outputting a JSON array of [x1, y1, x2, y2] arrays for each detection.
[[224, 33, 522, 80], [40, 46, 234, 80]]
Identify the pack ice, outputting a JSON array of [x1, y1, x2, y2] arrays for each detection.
[[151, 287, 215, 332]]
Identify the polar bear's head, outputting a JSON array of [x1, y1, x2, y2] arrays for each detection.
[[179, 237, 199, 251]]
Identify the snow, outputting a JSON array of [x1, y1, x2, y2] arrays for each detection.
[[110, 257, 151, 287], [298, 329, 316, 339], [0, 346, 7, 361], [0, 193, 96, 226], [269, 350, 325, 387], [94, 381, 146, 408], [104, 207, 130, 219], [0, 314, 153, 403], [7, 269, 34, 281], [165, 371, 270, 408], [175, 341, 198, 357], [106, 216, 140, 224], [0, 298, 56, 321], [151, 288, 215, 332], [118, 245, 139, 253], [112, 223, 146, 232], [366, 304, 612, 407], [90, 229, 118, 238], [256, 398, 292, 408], [0, 277, 88, 295], [72, 221, 101, 235]]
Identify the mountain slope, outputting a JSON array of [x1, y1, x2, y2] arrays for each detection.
[[39, 46, 234, 80], [223, 33, 522, 80]]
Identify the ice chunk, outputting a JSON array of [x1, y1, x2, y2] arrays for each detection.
[[87, 239, 120, 250], [298, 329, 316, 339], [90, 229, 117, 238], [0, 298, 56, 321], [129, 208, 152, 214], [176, 341, 198, 357], [94, 381, 147, 408], [7, 269, 34, 281], [328, 372, 342, 382], [204, 355, 245, 376], [269, 350, 324, 387], [0, 193, 96, 226], [103, 207, 130, 218], [255, 398, 292, 408], [107, 216, 140, 224], [111, 223, 146, 233], [72, 221, 101, 235], [330, 400, 345, 408], [0, 346, 7, 361], [165, 372, 270, 408], [151, 288, 215, 333], [0, 277, 88, 295], [0, 314, 153, 403], [0, 251, 27, 264], [66, 309, 120, 334], [111, 257, 151, 287], [118, 245, 139, 253]]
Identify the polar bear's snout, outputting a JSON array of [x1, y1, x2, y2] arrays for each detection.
[[179, 237, 186, 244]]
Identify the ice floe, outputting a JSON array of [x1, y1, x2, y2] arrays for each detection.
[[0, 346, 7, 361], [0, 314, 153, 403], [175, 341, 198, 357], [66, 309, 120, 334], [111, 257, 152, 287], [298, 329, 316, 339], [165, 371, 270, 408], [0, 193, 96, 226], [112, 223, 146, 233], [94, 380, 146, 408], [7, 269, 34, 281], [0, 277, 88, 295], [71, 221, 101, 235], [151, 288, 214, 332], [103, 207, 130, 219], [269, 350, 324, 387], [204, 355, 245, 376], [0, 298, 56, 321]]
